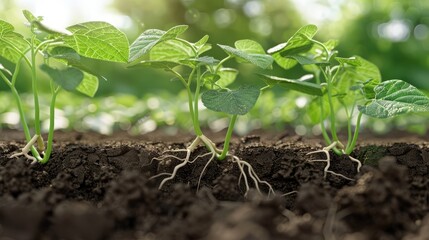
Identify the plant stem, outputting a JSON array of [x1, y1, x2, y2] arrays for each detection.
[[193, 66, 203, 136], [345, 112, 362, 155], [214, 55, 232, 73], [41, 88, 60, 164], [30, 37, 42, 145], [217, 114, 238, 160], [1, 62, 42, 161]]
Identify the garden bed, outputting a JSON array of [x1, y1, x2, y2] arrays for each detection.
[[0, 130, 428, 240]]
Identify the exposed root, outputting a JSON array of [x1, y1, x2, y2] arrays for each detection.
[[230, 155, 275, 197], [306, 141, 360, 181], [9, 134, 42, 164], [150, 134, 275, 198]]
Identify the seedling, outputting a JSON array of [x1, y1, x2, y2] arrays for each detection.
[[129, 25, 275, 196], [260, 24, 429, 179], [0, 10, 129, 163]]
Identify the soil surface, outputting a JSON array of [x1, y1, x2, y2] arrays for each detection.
[[0, 129, 428, 240]]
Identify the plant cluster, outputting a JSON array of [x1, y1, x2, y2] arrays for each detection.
[[1, 12, 429, 194]]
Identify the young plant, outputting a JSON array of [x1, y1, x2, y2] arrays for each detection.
[[0, 10, 129, 163], [129, 25, 275, 195], [260, 24, 429, 179]]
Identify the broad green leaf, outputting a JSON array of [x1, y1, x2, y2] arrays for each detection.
[[63, 22, 129, 63], [235, 39, 266, 54], [40, 64, 83, 91], [48, 46, 105, 80], [202, 85, 260, 115], [336, 56, 381, 83], [267, 24, 318, 54], [358, 79, 429, 118], [0, 20, 29, 63], [129, 25, 188, 62], [258, 74, 323, 96], [150, 39, 195, 64], [218, 41, 273, 69], [49, 46, 81, 62], [204, 68, 238, 89], [272, 53, 298, 69], [268, 25, 318, 70], [75, 71, 99, 97]]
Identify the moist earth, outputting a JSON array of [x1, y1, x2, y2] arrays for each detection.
[[0, 131, 428, 240]]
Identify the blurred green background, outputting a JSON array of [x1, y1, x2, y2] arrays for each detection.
[[1, 0, 429, 136]]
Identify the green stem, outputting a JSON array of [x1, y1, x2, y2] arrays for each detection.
[[320, 67, 339, 142], [40, 88, 60, 164], [11, 84, 43, 161], [214, 55, 232, 73], [193, 66, 203, 136], [345, 112, 362, 155], [218, 114, 238, 160], [31, 36, 41, 136]]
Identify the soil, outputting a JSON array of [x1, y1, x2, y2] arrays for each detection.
[[0, 129, 428, 240]]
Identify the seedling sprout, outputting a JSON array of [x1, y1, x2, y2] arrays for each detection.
[[261, 24, 429, 179], [0, 10, 129, 163], [129, 25, 275, 196]]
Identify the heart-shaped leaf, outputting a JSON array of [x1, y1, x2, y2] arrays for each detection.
[[63, 22, 129, 63], [358, 79, 429, 118], [0, 20, 29, 63], [129, 25, 188, 62], [202, 85, 260, 115]]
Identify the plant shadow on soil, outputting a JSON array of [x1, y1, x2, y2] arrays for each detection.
[[0, 130, 428, 240]]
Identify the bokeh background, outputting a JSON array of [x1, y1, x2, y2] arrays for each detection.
[[1, 0, 429, 136]]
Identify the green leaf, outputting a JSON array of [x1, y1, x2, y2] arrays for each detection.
[[75, 71, 99, 97], [218, 40, 273, 69], [235, 39, 266, 54], [48, 46, 105, 80], [268, 24, 318, 54], [194, 35, 212, 54], [258, 74, 323, 96], [129, 25, 188, 62], [358, 79, 429, 118], [202, 85, 260, 115], [40, 64, 83, 91], [0, 20, 29, 63], [268, 25, 318, 70], [336, 56, 381, 83], [63, 22, 129, 63], [271, 53, 298, 69], [149, 39, 195, 65], [204, 68, 238, 89], [49, 46, 81, 62], [22, 10, 40, 23]]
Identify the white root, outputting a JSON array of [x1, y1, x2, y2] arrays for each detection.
[[306, 141, 361, 181], [9, 134, 41, 164], [150, 134, 275, 197]]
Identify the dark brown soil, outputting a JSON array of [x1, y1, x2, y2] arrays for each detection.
[[0, 130, 428, 240]]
